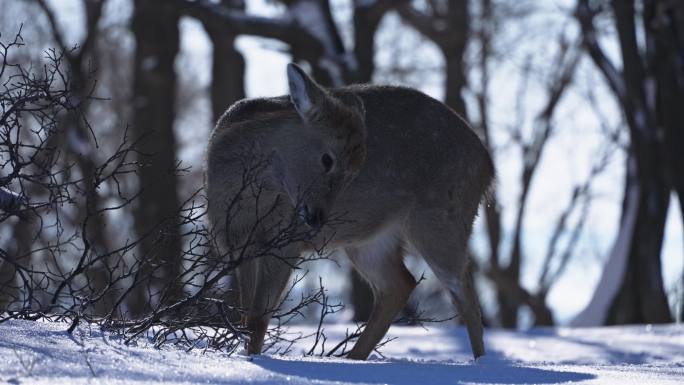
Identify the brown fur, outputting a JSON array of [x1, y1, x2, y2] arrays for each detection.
[[205, 64, 493, 360]]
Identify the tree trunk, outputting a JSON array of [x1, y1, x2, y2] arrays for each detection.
[[606, 154, 672, 323], [0, 258, 16, 309], [646, 0, 684, 323], [128, 0, 182, 317], [444, 56, 468, 119], [0, 219, 31, 309], [680, 195, 684, 322], [204, 19, 245, 122], [65, 61, 114, 314], [603, 0, 673, 324], [496, 274, 519, 327], [442, 0, 469, 119], [350, 0, 386, 83], [573, 0, 678, 325]]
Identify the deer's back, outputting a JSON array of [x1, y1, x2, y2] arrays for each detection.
[[325, 85, 493, 241], [343, 85, 491, 187]]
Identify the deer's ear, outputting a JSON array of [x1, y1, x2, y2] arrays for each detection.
[[287, 63, 327, 121]]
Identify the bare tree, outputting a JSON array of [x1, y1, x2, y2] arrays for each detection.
[[0, 26, 141, 318], [202, 0, 246, 123], [18, 0, 114, 313], [398, 0, 470, 116], [127, 0, 184, 316], [573, 0, 683, 325], [1, 31, 332, 353], [447, 0, 617, 327]]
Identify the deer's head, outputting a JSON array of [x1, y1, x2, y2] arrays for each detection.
[[270, 63, 367, 229]]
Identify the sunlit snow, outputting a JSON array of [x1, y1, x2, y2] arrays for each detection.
[[2, 319, 683, 384]]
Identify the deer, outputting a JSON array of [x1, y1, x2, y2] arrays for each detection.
[[205, 63, 493, 361]]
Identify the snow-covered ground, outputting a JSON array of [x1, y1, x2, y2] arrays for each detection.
[[1, 319, 683, 384]]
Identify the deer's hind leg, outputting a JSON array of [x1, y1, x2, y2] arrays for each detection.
[[345, 233, 416, 360], [407, 210, 485, 359]]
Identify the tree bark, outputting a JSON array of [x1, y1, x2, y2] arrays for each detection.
[[606, 151, 671, 324], [442, 0, 469, 119], [575, 0, 676, 324], [603, 0, 673, 324], [645, 0, 684, 322], [128, 0, 182, 317], [0, 219, 30, 309], [204, 2, 246, 123], [350, 0, 390, 83], [13, 0, 113, 314]]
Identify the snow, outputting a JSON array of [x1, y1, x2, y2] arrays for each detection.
[[2, 319, 683, 384]]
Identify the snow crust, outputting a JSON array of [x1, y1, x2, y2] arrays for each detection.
[[1, 319, 683, 384]]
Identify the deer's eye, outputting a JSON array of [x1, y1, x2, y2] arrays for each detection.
[[321, 153, 334, 173]]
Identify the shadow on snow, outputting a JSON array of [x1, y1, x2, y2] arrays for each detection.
[[254, 356, 595, 385]]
